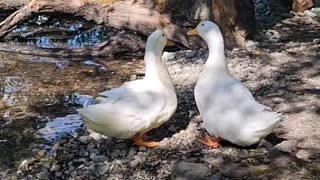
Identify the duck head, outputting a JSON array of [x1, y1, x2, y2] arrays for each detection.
[[187, 21, 223, 45], [145, 29, 175, 57]]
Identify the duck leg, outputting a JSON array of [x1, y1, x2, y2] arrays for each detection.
[[200, 135, 221, 148], [133, 133, 159, 148]]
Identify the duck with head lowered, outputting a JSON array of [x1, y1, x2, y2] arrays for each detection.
[[187, 21, 281, 148], [78, 29, 177, 148]]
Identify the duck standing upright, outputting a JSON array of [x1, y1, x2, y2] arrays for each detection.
[[78, 30, 177, 148], [187, 21, 281, 148]]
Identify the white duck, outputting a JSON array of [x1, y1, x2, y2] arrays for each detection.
[[187, 21, 281, 147], [78, 30, 177, 148]]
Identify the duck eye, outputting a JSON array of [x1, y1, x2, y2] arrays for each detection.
[[201, 23, 204, 26], [162, 34, 165, 37]]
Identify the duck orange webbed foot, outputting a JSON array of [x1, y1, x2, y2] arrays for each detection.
[[199, 135, 221, 148], [133, 133, 159, 148]]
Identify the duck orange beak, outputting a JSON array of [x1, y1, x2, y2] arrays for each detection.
[[187, 29, 199, 36], [165, 40, 175, 47]]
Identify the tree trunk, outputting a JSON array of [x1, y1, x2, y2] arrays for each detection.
[[292, 0, 315, 12], [212, 0, 255, 48], [0, 0, 255, 56]]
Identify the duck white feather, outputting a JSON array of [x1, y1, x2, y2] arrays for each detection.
[[78, 30, 177, 143], [189, 21, 281, 147]]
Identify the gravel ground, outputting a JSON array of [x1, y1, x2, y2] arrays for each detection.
[[1, 6, 320, 180]]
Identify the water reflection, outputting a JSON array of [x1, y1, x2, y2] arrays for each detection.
[[5, 15, 117, 49], [1, 76, 29, 106], [36, 114, 84, 142]]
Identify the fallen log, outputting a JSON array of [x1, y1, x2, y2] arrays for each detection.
[[0, 0, 255, 56]]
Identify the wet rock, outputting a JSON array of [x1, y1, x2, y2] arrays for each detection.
[[79, 135, 93, 144], [275, 140, 297, 153], [171, 161, 210, 180], [36, 172, 49, 180]]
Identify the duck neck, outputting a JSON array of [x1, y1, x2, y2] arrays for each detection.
[[144, 48, 174, 89], [203, 32, 229, 75]]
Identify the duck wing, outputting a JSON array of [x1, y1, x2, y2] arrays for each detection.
[[78, 90, 166, 139]]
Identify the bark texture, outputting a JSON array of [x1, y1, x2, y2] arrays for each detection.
[[292, 0, 315, 12]]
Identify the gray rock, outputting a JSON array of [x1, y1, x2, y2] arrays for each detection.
[[36, 172, 49, 180], [116, 142, 128, 149], [97, 162, 110, 176], [37, 150, 47, 157], [208, 172, 223, 180], [110, 150, 120, 158], [279, 34, 290, 42], [162, 52, 176, 61], [256, 3, 266, 10], [90, 153, 107, 162], [219, 162, 250, 178], [245, 40, 258, 53], [263, 0, 272, 6], [265, 10, 272, 16], [138, 146, 147, 151], [313, 38, 320, 44], [55, 172, 62, 177], [79, 149, 89, 157], [130, 159, 140, 168], [296, 150, 312, 161], [171, 161, 210, 180], [88, 163, 96, 172], [50, 164, 61, 172], [266, 29, 280, 41], [281, 13, 294, 18], [17, 160, 31, 173], [79, 135, 92, 144], [128, 148, 137, 157], [186, 50, 197, 58], [89, 132, 106, 143], [275, 140, 297, 153]]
